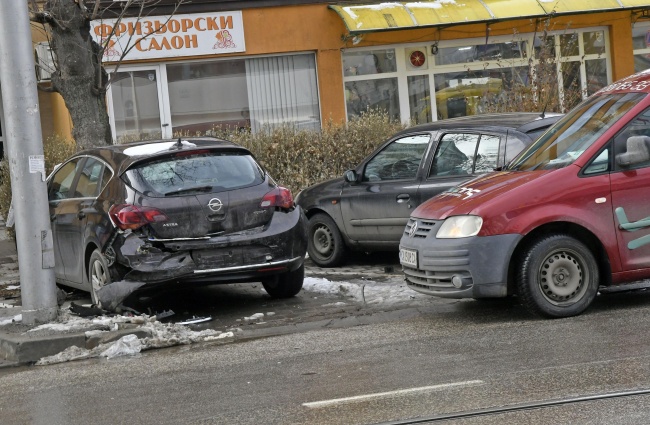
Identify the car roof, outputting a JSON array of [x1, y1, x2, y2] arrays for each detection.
[[392, 112, 563, 137], [76, 137, 249, 174]]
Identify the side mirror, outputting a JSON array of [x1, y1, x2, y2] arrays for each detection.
[[344, 170, 358, 183], [616, 136, 650, 168]]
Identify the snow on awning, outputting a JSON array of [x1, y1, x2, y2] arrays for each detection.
[[330, 0, 650, 35]]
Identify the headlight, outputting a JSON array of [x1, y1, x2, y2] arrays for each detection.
[[436, 215, 483, 238]]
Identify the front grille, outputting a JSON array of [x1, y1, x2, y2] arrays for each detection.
[[403, 248, 471, 291], [404, 218, 439, 238]]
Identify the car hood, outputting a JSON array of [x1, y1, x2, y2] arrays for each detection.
[[412, 169, 552, 220]]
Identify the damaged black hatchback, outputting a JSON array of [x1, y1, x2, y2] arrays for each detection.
[[47, 137, 307, 306]]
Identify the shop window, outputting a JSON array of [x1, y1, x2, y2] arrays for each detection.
[[433, 68, 527, 120], [632, 22, 650, 73], [408, 75, 431, 124], [167, 54, 319, 135], [343, 49, 397, 76], [345, 78, 400, 121], [435, 41, 527, 66]]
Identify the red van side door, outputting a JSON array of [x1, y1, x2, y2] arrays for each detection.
[[610, 120, 650, 271]]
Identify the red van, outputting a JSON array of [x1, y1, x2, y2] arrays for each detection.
[[399, 71, 650, 318]]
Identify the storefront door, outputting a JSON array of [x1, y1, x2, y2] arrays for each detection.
[[107, 66, 171, 142]]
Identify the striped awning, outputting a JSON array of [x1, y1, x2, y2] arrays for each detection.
[[330, 0, 650, 34]]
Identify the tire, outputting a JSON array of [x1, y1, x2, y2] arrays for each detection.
[[88, 249, 114, 307], [307, 213, 346, 267], [517, 234, 599, 318], [262, 264, 304, 299]]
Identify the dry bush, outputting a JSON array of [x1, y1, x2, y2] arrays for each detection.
[[0, 135, 78, 240], [480, 23, 586, 115], [207, 110, 405, 194]]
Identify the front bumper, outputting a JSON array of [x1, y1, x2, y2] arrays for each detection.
[[114, 207, 308, 285], [399, 218, 521, 298]]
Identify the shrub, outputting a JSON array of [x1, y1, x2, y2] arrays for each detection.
[[194, 109, 406, 194]]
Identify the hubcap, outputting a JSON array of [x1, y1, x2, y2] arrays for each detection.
[[91, 259, 108, 293], [538, 249, 588, 305], [313, 225, 334, 257]]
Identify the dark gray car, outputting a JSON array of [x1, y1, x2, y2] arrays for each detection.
[[295, 113, 562, 267], [47, 137, 307, 305]]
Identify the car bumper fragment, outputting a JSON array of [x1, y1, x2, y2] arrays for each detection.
[[399, 224, 520, 298], [116, 208, 307, 284]]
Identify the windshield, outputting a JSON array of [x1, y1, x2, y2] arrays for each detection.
[[507, 92, 646, 171]]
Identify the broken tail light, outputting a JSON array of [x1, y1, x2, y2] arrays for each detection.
[[260, 187, 294, 210], [109, 204, 168, 230]]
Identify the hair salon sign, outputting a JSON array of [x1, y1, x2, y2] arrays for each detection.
[[91, 11, 245, 61]]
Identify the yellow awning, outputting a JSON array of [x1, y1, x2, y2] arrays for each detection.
[[330, 0, 650, 34]]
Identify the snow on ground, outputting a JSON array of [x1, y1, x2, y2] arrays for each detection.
[[0, 314, 21, 326], [303, 277, 425, 305], [30, 309, 234, 366]]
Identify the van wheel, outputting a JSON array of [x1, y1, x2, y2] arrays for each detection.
[[308, 214, 346, 267], [88, 249, 117, 307], [262, 264, 304, 299], [517, 234, 598, 318]]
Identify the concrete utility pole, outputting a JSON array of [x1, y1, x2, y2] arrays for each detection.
[[0, 2, 58, 324]]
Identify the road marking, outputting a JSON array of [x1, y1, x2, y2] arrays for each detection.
[[302, 380, 484, 408]]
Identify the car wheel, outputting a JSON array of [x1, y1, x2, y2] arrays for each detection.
[[88, 249, 113, 307], [308, 213, 346, 267], [262, 264, 304, 299], [517, 234, 598, 318]]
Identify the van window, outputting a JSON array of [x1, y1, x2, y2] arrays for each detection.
[[508, 93, 645, 171], [613, 106, 650, 171]]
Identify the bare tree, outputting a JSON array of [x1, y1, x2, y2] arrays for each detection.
[[29, 0, 181, 148]]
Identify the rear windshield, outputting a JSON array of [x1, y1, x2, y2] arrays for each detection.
[[123, 151, 265, 197], [507, 92, 646, 171]]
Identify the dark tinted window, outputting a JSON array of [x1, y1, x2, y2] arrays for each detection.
[[124, 152, 264, 197], [74, 157, 106, 198], [48, 158, 84, 200]]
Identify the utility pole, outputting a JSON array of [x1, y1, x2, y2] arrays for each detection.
[[0, 2, 58, 324]]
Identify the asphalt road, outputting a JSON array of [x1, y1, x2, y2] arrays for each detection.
[[4, 288, 650, 424]]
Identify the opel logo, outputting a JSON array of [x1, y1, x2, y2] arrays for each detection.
[[208, 198, 223, 212], [408, 221, 418, 238]]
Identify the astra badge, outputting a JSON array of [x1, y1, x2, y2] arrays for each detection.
[[408, 221, 418, 238], [208, 198, 223, 212]]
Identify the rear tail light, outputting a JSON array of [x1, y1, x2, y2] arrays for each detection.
[[109, 204, 168, 231], [260, 187, 294, 210]]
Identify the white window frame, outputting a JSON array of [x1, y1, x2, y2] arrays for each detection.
[[342, 26, 612, 123]]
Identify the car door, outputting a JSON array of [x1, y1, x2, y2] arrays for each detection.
[[339, 134, 432, 244], [418, 131, 501, 202], [49, 156, 109, 285], [48, 158, 85, 283]]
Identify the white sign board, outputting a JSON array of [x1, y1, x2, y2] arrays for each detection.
[[91, 11, 245, 62]]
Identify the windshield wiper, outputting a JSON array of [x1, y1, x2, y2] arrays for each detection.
[[164, 185, 213, 196]]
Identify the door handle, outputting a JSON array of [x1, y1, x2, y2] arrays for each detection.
[[77, 211, 86, 220], [396, 194, 410, 203]]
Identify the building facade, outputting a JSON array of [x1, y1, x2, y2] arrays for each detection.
[[22, 1, 650, 142]]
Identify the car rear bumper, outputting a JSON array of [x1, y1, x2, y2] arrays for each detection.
[[399, 221, 520, 298], [117, 207, 307, 284]]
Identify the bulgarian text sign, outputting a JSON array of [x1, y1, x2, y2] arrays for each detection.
[[91, 11, 245, 62]]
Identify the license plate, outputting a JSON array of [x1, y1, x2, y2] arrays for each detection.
[[399, 247, 417, 268]]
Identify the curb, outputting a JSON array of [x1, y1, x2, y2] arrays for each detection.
[[0, 326, 153, 366]]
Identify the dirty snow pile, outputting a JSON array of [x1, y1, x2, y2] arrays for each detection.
[[33, 309, 233, 366], [302, 277, 425, 305]]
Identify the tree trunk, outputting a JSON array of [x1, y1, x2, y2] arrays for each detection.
[[46, 0, 112, 148]]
